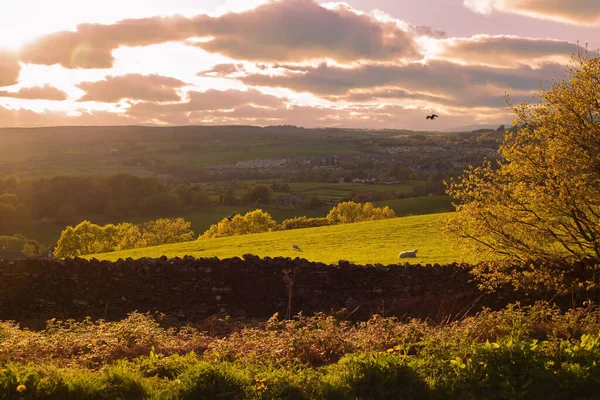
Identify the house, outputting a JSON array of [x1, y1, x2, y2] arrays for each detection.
[[276, 195, 305, 207]]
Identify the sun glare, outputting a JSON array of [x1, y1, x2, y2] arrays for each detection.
[[0, 0, 215, 51]]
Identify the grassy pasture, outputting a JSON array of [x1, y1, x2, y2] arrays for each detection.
[[89, 213, 473, 265], [374, 196, 454, 216], [22, 196, 455, 245], [226, 181, 430, 205], [0, 126, 365, 178]]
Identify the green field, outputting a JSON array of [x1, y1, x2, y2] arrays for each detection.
[[0, 126, 365, 178], [89, 213, 473, 265], [225, 181, 425, 206], [22, 196, 455, 246], [373, 196, 454, 216]]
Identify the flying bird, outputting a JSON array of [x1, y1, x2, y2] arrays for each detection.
[[225, 211, 238, 221], [426, 114, 439, 120]]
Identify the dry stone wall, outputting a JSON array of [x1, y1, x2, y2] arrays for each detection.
[[0, 255, 532, 325]]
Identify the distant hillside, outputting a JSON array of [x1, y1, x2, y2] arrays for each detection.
[[0, 124, 496, 178], [443, 123, 510, 132], [88, 213, 475, 265]]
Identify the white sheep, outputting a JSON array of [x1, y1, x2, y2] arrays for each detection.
[[398, 249, 418, 258], [292, 244, 302, 251]]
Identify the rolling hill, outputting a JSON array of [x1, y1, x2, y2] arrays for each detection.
[[89, 212, 475, 265]]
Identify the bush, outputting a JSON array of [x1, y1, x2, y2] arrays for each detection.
[[280, 216, 330, 230], [201, 210, 277, 239], [54, 218, 194, 257], [322, 353, 430, 399], [3, 304, 600, 398], [0, 234, 47, 257], [138, 218, 194, 247], [326, 201, 396, 224]]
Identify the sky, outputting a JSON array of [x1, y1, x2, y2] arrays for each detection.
[[0, 0, 599, 130]]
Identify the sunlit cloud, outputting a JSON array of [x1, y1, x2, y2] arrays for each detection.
[[238, 60, 561, 99], [430, 35, 582, 68], [0, 85, 68, 101], [16, 0, 419, 70], [464, 0, 600, 26], [0, 51, 21, 87], [78, 74, 187, 102], [0, 0, 597, 129]]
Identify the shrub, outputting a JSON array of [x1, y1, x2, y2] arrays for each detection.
[[54, 218, 193, 257], [322, 353, 430, 400], [280, 216, 330, 230], [3, 304, 600, 398], [201, 210, 277, 239], [326, 201, 396, 224]]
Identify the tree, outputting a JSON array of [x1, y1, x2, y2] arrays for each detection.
[[201, 209, 277, 238], [445, 51, 600, 292], [54, 203, 78, 225], [0, 234, 45, 257], [306, 195, 323, 208], [0, 193, 20, 205], [139, 218, 194, 247], [54, 221, 106, 257], [0, 202, 31, 233], [139, 192, 182, 215], [54, 218, 194, 257], [0, 235, 24, 252], [326, 201, 396, 224], [1, 175, 20, 190], [113, 222, 143, 250], [245, 184, 274, 205], [221, 189, 238, 205]]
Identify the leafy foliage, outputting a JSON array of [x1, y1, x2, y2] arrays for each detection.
[[0, 173, 211, 230], [201, 210, 278, 239], [241, 184, 275, 205], [55, 218, 194, 257], [446, 51, 600, 292], [0, 234, 47, 257], [280, 216, 330, 230], [90, 213, 462, 265], [326, 201, 396, 224], [3, 304, 600, 398]]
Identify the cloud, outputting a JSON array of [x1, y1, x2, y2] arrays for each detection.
[[126, 88, 286, 122], [0, 51, 20, 87], [330, 85, 532, 109], [130, 102, 506, 130], [198, 63, 245, 77], [433, 35, 582, 67], [0, 106, 134, 127], [0, 95, 510, 130], [18, 15, 201, 69], [411, 25, 446, 38], [0, 85, 68, 100], [239, 60, 562, 103], [18, 0, 419, 69], [78, 74, 187, 102], [191, 0, 419, 62], [464, 0, 600, 26]]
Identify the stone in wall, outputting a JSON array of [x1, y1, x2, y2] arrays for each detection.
[[0, 255, 544, 325]]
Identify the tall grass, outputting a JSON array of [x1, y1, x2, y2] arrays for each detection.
[[2, 303, 600, 398]]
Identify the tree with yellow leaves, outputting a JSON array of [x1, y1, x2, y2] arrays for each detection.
[[446, 51, 600, 292], [200, 209, 277, 239]]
